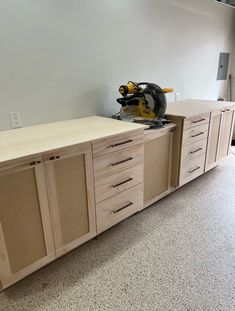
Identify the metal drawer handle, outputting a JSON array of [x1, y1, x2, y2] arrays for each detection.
[[49, 156, 60, 161], [112, 178, 133, 188], [111, 157, 133, 166], [110, 139, 133, 148], [191, 132, 204, 138], [113, 202, 133, 214], [30, 160, 41, 166], [190, 148, 203, 154], [188, 166, 200, 174], [192, 118, 205, 124]]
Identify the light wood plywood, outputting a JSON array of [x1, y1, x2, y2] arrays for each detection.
[[144, 129, 174, 208], [95, 164, 143, 203], [0, 116, 147, 165], [96, 183, 143, 234], [167, 99, 235, 118], [0, 160, 55, 288], [44, 143, 96, 257], [93, 144, 144, 180]]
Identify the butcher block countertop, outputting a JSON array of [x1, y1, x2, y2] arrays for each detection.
[[166, 99, 235, 118], [0, 116, 147, 165]]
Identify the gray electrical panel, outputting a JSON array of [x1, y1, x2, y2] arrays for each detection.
[[217, 52, 230, 80]]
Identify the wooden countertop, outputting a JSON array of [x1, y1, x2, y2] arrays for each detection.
[[0, 116, 147, 164], [166, 99, 235, 118]]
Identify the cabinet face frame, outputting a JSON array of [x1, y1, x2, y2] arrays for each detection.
[[0, 158, 55, 289], [144, 127, 174, 208], [44, 143, 96, 257]]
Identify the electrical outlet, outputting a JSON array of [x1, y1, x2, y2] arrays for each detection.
[[175, 93, 180, 101], [9, 112, 22, 128]]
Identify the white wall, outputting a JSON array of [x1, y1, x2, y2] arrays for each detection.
[[0, 0, 235, 130]]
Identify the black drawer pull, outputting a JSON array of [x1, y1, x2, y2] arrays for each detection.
[[30, 160, 41, 166], [110, 139, 133, 148], [111, 157, 133, 166], [113, 202, 133, 214], [188, 166, 200, 174], [191, 132, 204, 138], [192, 118, 205, 124], [112, 178, 133, 188], [190, 148, 203, 154], [49, 156, 60, 161]]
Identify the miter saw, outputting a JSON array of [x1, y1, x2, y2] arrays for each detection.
[[115, 81, 174, 128]]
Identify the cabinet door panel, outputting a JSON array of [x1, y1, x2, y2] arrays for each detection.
[[218, 109, 235, 160], [54, 155, 89, 244], [144, 130, 173, 208], [44, 144, 96, 257], [0, 160, 55, 289], [205, 111, 223, 171]]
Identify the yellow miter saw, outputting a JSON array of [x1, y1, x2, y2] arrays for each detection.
[[116, 81, 174, 128]]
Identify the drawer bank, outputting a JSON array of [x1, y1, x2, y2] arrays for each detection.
[[0, 99, 234, 290]]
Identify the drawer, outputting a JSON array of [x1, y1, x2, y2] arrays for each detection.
[[180, 153, 206, 186], [95, 164, 143, 203], [92, 130, 144, 157], [184, 113, 210, 130], [181, 139, 207, 162], [182, 123, 209, 147], [96, 183, 143, 233], [93, 144, 144, 179]]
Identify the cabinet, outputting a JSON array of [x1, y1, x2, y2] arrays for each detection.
[[205, 108, 235, 171], [44, 144, 96, 257], [144, 127, 174, 208], [0, 158, 55, 289]]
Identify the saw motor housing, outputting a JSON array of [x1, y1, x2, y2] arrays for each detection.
[[117, 81, 173, 120]]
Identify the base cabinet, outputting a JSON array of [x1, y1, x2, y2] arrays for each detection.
[[0, 159, 55, 289], [144, 127, 174, 208], [44, 144, 96, 257]]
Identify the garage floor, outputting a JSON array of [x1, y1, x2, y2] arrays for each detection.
[[1, 148, 235, 311]]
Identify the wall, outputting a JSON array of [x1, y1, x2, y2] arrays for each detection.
[[0, 0, 235, 130]]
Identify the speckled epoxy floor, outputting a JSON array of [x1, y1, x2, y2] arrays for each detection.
[[1, 149, 235, 311]]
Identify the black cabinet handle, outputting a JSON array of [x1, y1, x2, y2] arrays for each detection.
[[111, 157, 133, 167], [49, 156, 60, 161], [191, 132, 204, 138], [192, 118, 205, 124], [30, 160, 41, 166], [188, 166, 200, 174], [110, 139, 133, 148], [113, 202, 133, 214], [112, 178, 133, 188], [190, 148, 203, 154]]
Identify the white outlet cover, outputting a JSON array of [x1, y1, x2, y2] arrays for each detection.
[[9, 112, 22, 128]]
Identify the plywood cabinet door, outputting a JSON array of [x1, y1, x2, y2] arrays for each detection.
[[0, 159, 55, 289], [217, 108, 235, 161], [205, 108, 235, 171], [205, 110, 223, 171], [44, 144, 96, 257], [144, 129, 174, 208]]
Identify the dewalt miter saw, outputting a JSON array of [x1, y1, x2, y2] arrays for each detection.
[[116, 81, 174, 128]]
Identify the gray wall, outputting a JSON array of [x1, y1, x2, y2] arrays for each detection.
[[0, 0, 235, 130]]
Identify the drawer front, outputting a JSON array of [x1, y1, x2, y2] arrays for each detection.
[[182, 123, 209, 147], [184, 113, 210, 130], [180, 153, 206, 186], [96, 184, 143, 233], [93, 144, 144, 179], [95, 164, 143, 203], [181, 139, 207, 162], [92, 130, 144, 157]]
